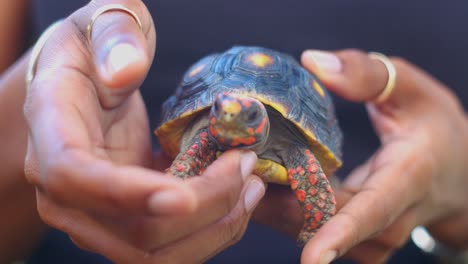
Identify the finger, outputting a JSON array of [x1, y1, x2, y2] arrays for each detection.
[[301, 142, 432, 263], [31, 0, 156, 109], [252, 184, 302, 239], [25, 77, 179, 215], [116, 151, 262, 249], [36, 191, 145, 263], [29, 146, 195, 216], [148, 175, 265, 264], [39, 177, 264, 264], [301, 49, 441, 106], [342, 241, 394, 264]]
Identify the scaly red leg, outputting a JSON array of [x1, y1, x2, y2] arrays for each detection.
[[285, 147, 336, 246], [168, 129, 218, 179]]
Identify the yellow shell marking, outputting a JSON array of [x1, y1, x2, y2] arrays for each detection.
[[188, 64, 206, 78], [247, 53, 274, 68], [312, 80, 325, 97]]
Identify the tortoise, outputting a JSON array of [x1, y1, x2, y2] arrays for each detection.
[[155, 46, 343, 245]]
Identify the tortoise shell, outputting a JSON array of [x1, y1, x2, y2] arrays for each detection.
[[156, 46, 343, 175]]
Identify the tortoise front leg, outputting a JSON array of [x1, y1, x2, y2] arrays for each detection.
[[168, 129, 218, 179], [285, 147, 337, 246]]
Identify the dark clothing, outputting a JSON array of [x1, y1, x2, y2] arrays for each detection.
[[28, 0, 468, 263]]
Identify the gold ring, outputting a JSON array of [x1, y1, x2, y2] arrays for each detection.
[[369, 52, 397, 104], [87, 4, 143, 41], [26, 20, 63, 91]]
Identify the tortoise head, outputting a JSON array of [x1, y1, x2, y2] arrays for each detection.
[[208, 93, 270, 149]]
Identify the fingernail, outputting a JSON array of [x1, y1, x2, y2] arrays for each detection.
[[240, 151, 257, 181], [304, 50, 342, 73], [319, 250, 337, 264], [147, 189, 185, 215], [105, 42, 144, 76], [244, 179, 265, 213]]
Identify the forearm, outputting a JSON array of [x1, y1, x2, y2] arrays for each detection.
[[0, 53, 46, 262]]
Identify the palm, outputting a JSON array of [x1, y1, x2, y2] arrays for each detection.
[[90, 91, 152, 168]]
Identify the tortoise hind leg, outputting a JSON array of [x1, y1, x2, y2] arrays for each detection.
[[168, 128, 218, 179], [285, 147, 337, 246]]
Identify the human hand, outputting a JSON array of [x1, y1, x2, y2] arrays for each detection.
[[253, 49, 468, 263], [24, 0, 265, 262]]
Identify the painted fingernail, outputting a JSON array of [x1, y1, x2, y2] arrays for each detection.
[[104, 42, 144, 76], [319, 250, 337, 264], [240, 151, 257, 181], [244, 178, 265, 213], [304, 50, 342, 73]]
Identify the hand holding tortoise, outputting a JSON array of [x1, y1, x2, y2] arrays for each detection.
[[23, 1, 265, 263], [254, 49, 468, 263]]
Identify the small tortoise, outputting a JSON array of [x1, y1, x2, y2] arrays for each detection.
[[155, 46, 343, 245]]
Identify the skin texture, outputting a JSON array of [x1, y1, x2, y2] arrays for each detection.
[[1, 0, 466, 263], [253, 49, 468, 263]]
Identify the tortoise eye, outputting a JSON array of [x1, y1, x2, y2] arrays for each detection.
[[213, 100, 221, 114], [247, 109, 259, 122]]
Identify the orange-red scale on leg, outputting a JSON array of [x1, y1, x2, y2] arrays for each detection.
[[296, 190, 306, 202], [319, 192, 328, 200], [309, 186, 318, 195], [176, 164, 186, 172], [308, 174, 318, 185], [286, 147, 337, 246], [317, 199, 326, 209], [290, 179, 298, 190], [308, 164, 318, 173], [314, 211, 323, 222]]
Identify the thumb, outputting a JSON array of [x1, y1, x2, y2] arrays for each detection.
[[71, 0, 156, 108], [301, 49, 432, 106]]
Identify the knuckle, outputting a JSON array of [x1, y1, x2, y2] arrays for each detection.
[[36, 196, 63, 229], [333, 211, 363, 249], [389, 56, 410, 70], [23, 80, 47, 124], [43, 157, 68, 195], [220, 211, 246, 244], [231, 219, 249, 244], [341, 48, 366, 60], [24, 158, 40, 185]]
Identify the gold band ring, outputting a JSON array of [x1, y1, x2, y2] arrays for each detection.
[[26, 20, 63, 91], [369, 52, 397, 104], [87, 4, 143, 42]]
